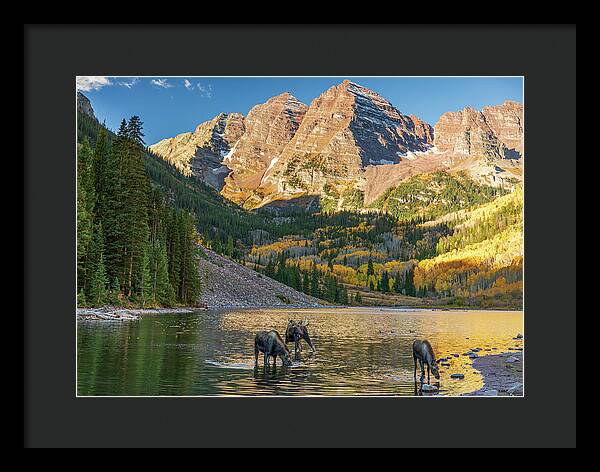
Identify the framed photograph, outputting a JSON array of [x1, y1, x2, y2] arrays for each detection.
[[24, 25, 576, 448]]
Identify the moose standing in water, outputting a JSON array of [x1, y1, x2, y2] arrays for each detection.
[[412, 340, 440, 384], [255, 330, 293, 367], [285, 319, 316, 356]]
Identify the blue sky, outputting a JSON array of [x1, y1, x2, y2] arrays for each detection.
[[77, 76, 524, 146]]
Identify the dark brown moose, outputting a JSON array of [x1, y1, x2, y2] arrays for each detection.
[[285, 319, 316, 355], [412, 339, 440, 384], [254, 330, 293, 367]]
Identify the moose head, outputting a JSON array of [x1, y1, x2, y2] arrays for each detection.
[[285, 319, 315, 353]]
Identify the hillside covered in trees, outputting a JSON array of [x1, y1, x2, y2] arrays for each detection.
[[246, 181, 523, 308], [77, 116, 201, 308], [77, 107, 523, 310]]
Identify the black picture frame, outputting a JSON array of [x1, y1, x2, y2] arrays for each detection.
[[24, 24, 576, 448]]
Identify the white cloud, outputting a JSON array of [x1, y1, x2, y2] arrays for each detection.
[[76, 76, 112, 92], [182, 79, 213, 98], [117, 77, 140, 89], [196, 82, 213, 99], [151, 78, 174, 89]]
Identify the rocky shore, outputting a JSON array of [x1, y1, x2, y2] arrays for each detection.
[[467, 351, 524, 396], [76, 306, 197, 321]]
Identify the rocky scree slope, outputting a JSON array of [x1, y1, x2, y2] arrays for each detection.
[[197, 246, 322, 308]]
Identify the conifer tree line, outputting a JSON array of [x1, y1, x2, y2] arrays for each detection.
[[77, 117, 201, 307], [258, 254, 418, 304], [259, 251, 350, 305]]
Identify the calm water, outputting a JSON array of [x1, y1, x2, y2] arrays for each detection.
[[77, 307, 524, 396]]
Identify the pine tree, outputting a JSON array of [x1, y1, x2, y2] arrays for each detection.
[[86, 223, 108, 306], [166, 209, 182, 296], [226, 236, 234, 257], [310, 263, 320, 298], [405, 267, 416, 297], [121, 116, 150, 297], [92, 127, 110, 222], [177, 212, 201, 304], [367, 258, 374, 276], [102, 120, 128, 288], [153, 239, 175, 305], [265, 256, 275, 278], [126, 115, 146, 148], [137, 243, 152, 307], [381, 271, 390, 293], [146, 190, 177, 306], [339, 284, 349, 305], [302, 271, 310, 295], [325, 275, 338, 302], [77, 138, 95, 294], [393, 271, 402, 293]]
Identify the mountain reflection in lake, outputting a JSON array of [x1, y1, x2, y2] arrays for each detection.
[[77, 307, 523, 396]]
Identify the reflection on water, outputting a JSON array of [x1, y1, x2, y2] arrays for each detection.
[[77, 307, 524, 396]]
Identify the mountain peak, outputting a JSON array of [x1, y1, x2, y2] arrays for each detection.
[[434, 100, 524, 166], [77, 91, 96, 121], [265, 92, 306, 110]]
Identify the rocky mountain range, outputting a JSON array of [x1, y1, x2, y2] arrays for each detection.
[[149, 112, 245, 189], [145, 82, 524, 210], [432, 101, 524, 187]]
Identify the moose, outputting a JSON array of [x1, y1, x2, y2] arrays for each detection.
[[254, 330, 293, 367], [285, 319, 316, 356], [412, 339, 440, 384]]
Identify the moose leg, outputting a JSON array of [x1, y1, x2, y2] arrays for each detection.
[[254, 344, 259, 366], [264, 352, 269, 367], [295, 340, 300, 356], [303, 333, 316, 352], [413, 355, 417, 380], [427, 364, 431, 384], [419, 358, 425, 383], [272, 355, 277, 366]]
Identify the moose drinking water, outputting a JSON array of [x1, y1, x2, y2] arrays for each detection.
[[254, 330, 293, 367], [412, 339, 440, 385], [285, 319, 316, 356]]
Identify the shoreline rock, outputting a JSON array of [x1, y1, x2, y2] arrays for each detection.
[[76, 306, 198, 321], [76, 301, 326, 321], [466, 351, 524, 397]]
